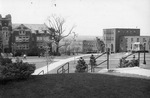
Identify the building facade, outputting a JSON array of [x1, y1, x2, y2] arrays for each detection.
[[103, 28, 140, 53], [122, 36, 150, 52], [82, 40, 98, 53], [11, 24, 33, 55], [11, 24, 50, 56], [0, 14, 51, 55], [0, 14, 12, 53]]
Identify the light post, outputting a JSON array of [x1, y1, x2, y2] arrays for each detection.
[[107, 48, 110, 70], [143, 43, 146, 64]]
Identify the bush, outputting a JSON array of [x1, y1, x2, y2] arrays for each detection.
[[0, 58, 12, 65], [1, 62, 36, 80]]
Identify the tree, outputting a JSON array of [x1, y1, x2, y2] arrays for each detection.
[[96, 37, 105, 53], [46, 15, 75, 55]]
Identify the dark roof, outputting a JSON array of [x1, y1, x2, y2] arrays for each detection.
[[12, 24, 48, 33], [103, 28, 140, 30]]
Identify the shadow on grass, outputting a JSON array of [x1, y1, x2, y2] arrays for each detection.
[[0, 73, 150, 98]]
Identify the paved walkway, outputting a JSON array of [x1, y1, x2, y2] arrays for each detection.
[[98, 66, 150, 77], [33, 53, 150, 77], [32, 54, 93, 75]]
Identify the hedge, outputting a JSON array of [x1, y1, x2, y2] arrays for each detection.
[[0, 58, 36, 80]]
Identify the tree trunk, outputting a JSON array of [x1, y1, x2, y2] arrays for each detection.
[[56, 43, 60, 56]]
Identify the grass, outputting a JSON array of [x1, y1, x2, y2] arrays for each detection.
[[0, 73, 150, 98]]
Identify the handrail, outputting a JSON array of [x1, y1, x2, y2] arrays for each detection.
[[96, 60, 107, 66], [95, 52, 106, 59], [120, 52, 140, 67], [57, 62, 69, 74], [89, 51, 109, 72], [122, 52, 135, 59], [38, 70, 44, 75]]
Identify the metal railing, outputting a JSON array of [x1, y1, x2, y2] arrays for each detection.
[[87, 51, 109, 72], [95, 52, 106, 59], [97, 60, 107, 66], [57, 62, 69, 74], [119, 52, 140, 67]]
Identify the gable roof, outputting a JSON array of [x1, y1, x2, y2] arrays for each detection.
[[12, 24, 49, 33], [13, 24, 29, 30]]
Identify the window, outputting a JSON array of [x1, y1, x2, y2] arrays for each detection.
[[19, 30, 26, 35], [16, 44, 29, 50], [15, 36, 29, 42], [111, 37, 114, 40], [143, 38, 146, 42], [36, 30, 39, 33], [131, 38, 133, 42], [37, 37, 42, 41], [43, 36, 49, 42], [44, 30, 47, 33], [137, 38, 139, 42]]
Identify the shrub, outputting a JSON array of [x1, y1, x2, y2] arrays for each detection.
[[1, 62, 36, 80], [0, 58, 12, 65]]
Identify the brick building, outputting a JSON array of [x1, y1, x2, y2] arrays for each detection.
[[121, 36, 150, 52], [103, 28, 140, 53]]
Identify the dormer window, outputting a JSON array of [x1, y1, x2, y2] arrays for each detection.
[[44, 30, 47, 33], [36, 30, 39, 34], [2, 27, 8, 31], [19, 30, 26, 35]]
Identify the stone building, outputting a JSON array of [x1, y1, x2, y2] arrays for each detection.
[[11, 24, 50, 56], [0, 14, 12, 53]]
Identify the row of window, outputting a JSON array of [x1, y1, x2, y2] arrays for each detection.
[[19, 30, 26, 35], [83, 44, 95, 48], [2, 31, 9, 40], [104, 32, 114, 35], [104, 37, 114, 41], [15, 36, 30, 42], [126, 38, 148, 42], [126, 43, 150, 50], [16, 44, 29, 50], [118, 30, 136, 33], [37, 36, 50, 42]]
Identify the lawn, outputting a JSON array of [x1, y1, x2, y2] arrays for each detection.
[[0, 73, 150, 98]]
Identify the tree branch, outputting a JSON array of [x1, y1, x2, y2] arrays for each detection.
[[61, 25, 75, 40]]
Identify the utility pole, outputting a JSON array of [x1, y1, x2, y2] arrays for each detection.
[[143, 43, 146, 64]]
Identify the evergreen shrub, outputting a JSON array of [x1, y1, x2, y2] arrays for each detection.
[[0, 59, 36, 80]]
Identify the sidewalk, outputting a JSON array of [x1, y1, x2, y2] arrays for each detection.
[[32, 54, 94, 75], [33, 53, 150, 77], [98, 66, 150, 77]]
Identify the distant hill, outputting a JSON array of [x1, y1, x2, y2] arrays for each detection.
[[63, 35, 103, 41]]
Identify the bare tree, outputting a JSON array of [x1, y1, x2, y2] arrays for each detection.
[[46, 15, 75, 55]]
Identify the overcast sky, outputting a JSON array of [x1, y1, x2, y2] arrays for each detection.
[[0, 0, 150, 36]]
